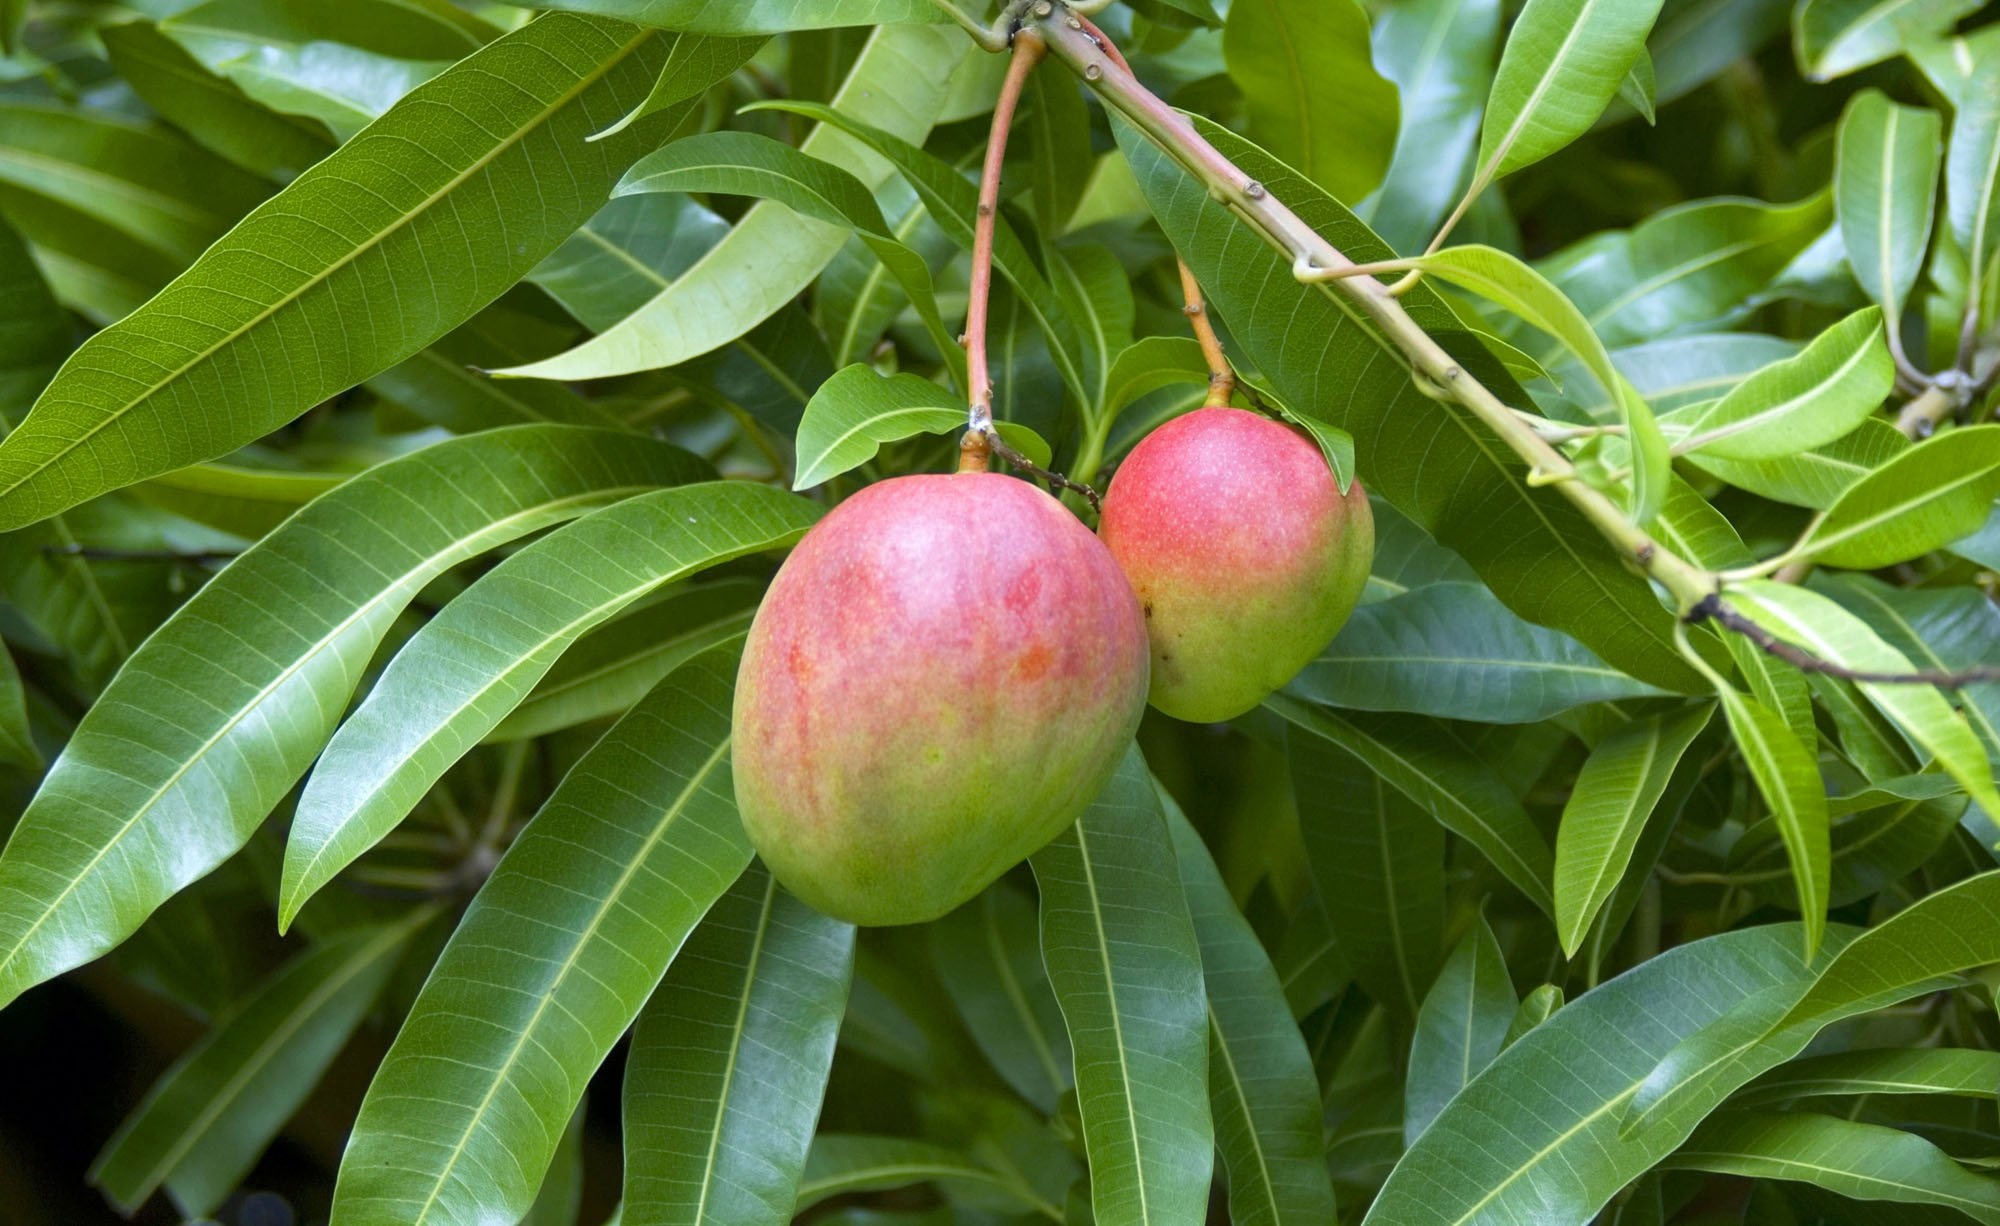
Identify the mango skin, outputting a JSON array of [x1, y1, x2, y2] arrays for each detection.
[[1099, 407, 1373, 723], [732, 472, 1150, 926]]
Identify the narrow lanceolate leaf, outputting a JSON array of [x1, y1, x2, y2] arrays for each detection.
[[1554, 705, 1713, 956], [1731, 581, 2000, 817], [532, 0, 940, 31], [1031, 748, 1213, 1226], [1789, 424, 2000, 568], [0, 647, 34, 769], [1166, 800, 1336, 1226], [1678, 307, 1895, 460], [90, 913, 428, 1218], [1404, 912, 1515, 1146], [1410, 245, 1669, 523], [613, 130, 957, 373], [1288, 724, 1444, 1022], [1689, 416, 1908, 511], [1733, 1047, 2000, 1107], [1269, 696, 1556, 917], [1818, 575, 2000, 763], [792, 366, 1048, 491], [623, 861, 854, 1226], [0, 427, 703, 1010], [332, 645, 756, 1226], [1666, 1111, 2000, 1222], [1935, 63, 2000, 325], [1782, 869, 2000, 1031], [1224, 0, 1396, 202], [1713, 685, 1830, 957], [282, 482, 820, 924], [1835, 91, 1943, 325], [497, 24, 959, 381], [1120, 117, 1711, 693], [1794, 0, 1983, 80], [1365, 0, 1501, 253], [0, 15, 693, 531], [794, 1136, 1059, 1217], [930, 884, 1072, 1113], [1474, 0, 1665, 182], [1362, 924, 1821, 1225]]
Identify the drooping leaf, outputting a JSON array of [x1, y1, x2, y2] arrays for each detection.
[[1502, 982, 1563, 1046], [1224, 0, 1396, 202], [281, 482, 821, 924], [1712, 683, 1830, 957], [1688, 415, 1908, 510], [623, 861, 854, 1226], [1270, 696, 1556, 917], [1617, 48, 1658, 124], [1678, 307, 1895, 460], [1362, 0, 1501, 252], [1403, 912, 1515, 1146], [1665, 1111, 2000, 1221], [1026, 60, 1091, 233], [1361, 923, 1823, 1225], [1119, 116, 1710, 693], [1166, 797, 1336, 1226], [590, 31, 766, 140], [930, 884, 1071, 1113], [1031, 748, 1213, 1226], [1788, 424, 2000, 568], [1473, 0, 1665, 182], [0, 426, 705, 1010], [1793, 0, 1983, 80], [1782, 868, 2000, 1030], [90, 913, 429, 1218], [1818, 574, 2000, 765], [0, 14, 697, 531], [331, 644, 756, 1226], [131, 463, 345, 542], [1554, 705, 1713, 956], [494, 24, 961, 382], [1733, 1047, 2000, 1107], [791, 365, 1049, 490], [1834, 91, 1943, 326], [529, 0, 942, 32], [793, 1135, 1059, 1217]]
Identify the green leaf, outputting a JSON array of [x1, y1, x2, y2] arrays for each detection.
[[1474, 0, 1665, 181], [1119, 116, 1710, 693], [525, 1106, 587, 1226], [1617, 48, 1657, 124], [613, 130, 958, 377], [1269, 696, 1556, 918], [332, 644, 756, 1226], [1360, 923, 1822, 1225], [1678, 307, 1895, 460], [747, 98, 1090, 406], [794, 1135, 1059, 1218], [1818, 574, 2000, 765], [90, 912, 428, 1218], [1665, 1111, 2000, 1222], [1268, 405, 1356, 491], [1712, 683, 1830, 957], [281, 482, 820, 925], [1403, 912, 1515, 1146], [1554, 705, 1713, 957], [1026, 61, 1091, 233], [623, 861, 854, 1226], [590, 31, 766, 140], [1929, 53, 2000, 323], [369, 302, 626, 435], [530, 0, 942, 32], [792, 365, 1048, 490], [1789, 424, 2000, 568], [930, 884, 1071, 1113], [1166, 796, 1336, 1226], [1502, 982, 1563, 1046], [131, 462, 345, 541], [0, 645, 35, 770], [1835, 90, 1943, 326], [1783, 868, 2000, 1030], [1101, 337, 1212, 428], [0, 426, 703, 1010], [494, 24, 960, 382], [1409, 244, 1670, 522], [1793, 0, 1983, 79], [1031, 747, 1213, 1226], [99, 21, 333, 181], [1363, 0, 1501, 253], [1733, 1047, 2000, 1106], [1288, 723, 1444, 1022], [1731, 580, 2000, 816], [1607, 334, 1804, 415], [1545, 193, 1829, 349], [0, 15, 692, 532], [488, 580, 763, 743], [1224, 0, 1396, 202], [1688, 415, 1908, 510]]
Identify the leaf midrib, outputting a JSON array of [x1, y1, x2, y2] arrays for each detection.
[[1072, 817, 1151, 1226], [688, 875, 776, 1226]]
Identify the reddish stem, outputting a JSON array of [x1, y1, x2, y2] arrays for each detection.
[[961, 28, 1047, 473], [1177, 259, 1234, 408]]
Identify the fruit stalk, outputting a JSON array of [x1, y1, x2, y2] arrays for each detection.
[[1177, 260, 1236, 409], [961, 27, 1047, 474], [1027, 4, 1717, 616]]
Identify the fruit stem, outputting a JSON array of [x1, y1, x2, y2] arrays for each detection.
[[1026, 3, 1717, 618], [1177, 259, 1236, 408], [962, 26, 1047, 473]]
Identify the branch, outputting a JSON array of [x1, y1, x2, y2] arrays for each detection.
[[1686, 594, 2000, 688], [1177, 259, 1235, 407], [961, 26, 1046, 472]]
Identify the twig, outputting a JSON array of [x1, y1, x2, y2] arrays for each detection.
[[1177, 259, 1235, 407], [1685, 594, 2000, 688], [982, 427, 1103, 511], [961, 27, 1046, 473]]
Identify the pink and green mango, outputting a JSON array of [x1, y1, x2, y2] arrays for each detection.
[[732, 472, 1149, 926], [1100, 407, 1373, 723]]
